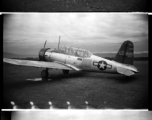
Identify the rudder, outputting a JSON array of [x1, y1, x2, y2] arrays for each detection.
[[114, 40, 134, 65]]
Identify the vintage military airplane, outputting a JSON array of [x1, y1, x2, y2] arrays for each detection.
[[3, 38, 138, 80]]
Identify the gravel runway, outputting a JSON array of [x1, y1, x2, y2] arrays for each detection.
[[3, 61, 148, 109]]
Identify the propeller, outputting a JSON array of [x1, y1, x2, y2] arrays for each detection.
[[39, 37, 60, 61], [58, 36, 60, 50], [44, 40, 47, 48], [39, 40, 49, 61]]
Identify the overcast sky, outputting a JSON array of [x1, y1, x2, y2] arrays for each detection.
[[3, 13, 148, 55], [12, 111, 152, 120]]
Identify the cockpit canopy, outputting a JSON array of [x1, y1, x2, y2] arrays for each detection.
[[58, 46, 92, 58]]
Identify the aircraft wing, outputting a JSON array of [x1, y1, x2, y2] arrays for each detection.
[[3, 58, 80, 71]]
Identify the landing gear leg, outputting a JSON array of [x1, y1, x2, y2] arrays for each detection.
[[41, 68, 49, 80], [63, 70, 69, 74]]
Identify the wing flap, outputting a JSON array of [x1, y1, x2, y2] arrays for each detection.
[[3, 58, 73, 70], [53, 61, 81, 71], [65, 64, 81, 71]]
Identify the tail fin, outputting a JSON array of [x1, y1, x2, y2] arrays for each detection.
[[114, 40, 134, 65]]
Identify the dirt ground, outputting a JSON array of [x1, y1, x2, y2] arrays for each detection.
[[3, 61, 148, 109], [2, 0, 147, 12]]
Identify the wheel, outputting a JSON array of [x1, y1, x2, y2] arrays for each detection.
[[41, 70, 49, 78], [63, 70, 69, 74]]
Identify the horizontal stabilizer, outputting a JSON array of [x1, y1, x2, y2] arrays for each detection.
[[117, 67, 135, 76]]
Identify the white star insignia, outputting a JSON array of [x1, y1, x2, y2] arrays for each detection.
[[99, 62, 106, 69]]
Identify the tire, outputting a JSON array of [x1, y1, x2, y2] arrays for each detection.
[[41, 70, 49, 78], [63, 70, 69, 74]]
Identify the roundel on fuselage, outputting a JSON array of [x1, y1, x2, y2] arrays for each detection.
[[97, 60, 107, 70]]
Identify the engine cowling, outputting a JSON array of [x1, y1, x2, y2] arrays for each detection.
[[39, 48, 50, 61]]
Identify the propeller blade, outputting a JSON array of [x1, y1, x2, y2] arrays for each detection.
[[44, 40, 47, 48], [58, 36, 60, 50]]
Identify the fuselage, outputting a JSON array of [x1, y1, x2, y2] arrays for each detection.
[[43, 46, 138, 75]]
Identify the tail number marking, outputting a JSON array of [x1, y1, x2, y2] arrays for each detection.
[[119, 51, 133, 57], [125, 52, 133, 57]]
